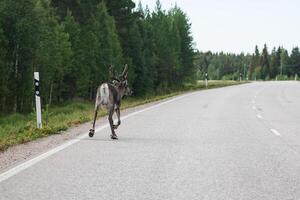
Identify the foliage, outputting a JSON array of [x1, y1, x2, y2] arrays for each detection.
[[0, 0, 196, 113], [195, 44, 300, 81]]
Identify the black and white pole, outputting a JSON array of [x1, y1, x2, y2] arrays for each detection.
[[205, 72, 208, 88], [239, 73, 242, 82], [34, 72, 42, 129]]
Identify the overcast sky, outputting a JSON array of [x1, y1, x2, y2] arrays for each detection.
[[133, 0, 300, 54]]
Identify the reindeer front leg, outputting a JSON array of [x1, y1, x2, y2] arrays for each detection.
[[108, 108, 118, 140]]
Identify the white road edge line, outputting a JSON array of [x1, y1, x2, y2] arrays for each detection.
[[271, 129, 281, 136], [256, 114, 262, 119], [0, 92, 196, 183]]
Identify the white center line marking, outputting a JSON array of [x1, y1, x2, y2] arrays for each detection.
[[256, 114, 262, 119], [271, 129, 281, 136], [0, 91, 196, 183]]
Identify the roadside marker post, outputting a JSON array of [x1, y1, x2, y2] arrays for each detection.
[[34, 72, 42, 129], [205, 72, 208, 88]]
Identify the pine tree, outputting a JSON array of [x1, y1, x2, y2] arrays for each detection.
[[0, 0, 44, 112], [0, 28, 8, 112], [77, 17, 99, 99], [0, 0, 198, 113], [136, 4, 158, 94], [260, 44, 270, 79], [249, 45, 260, 79], [34, 0, 72, 105], [104, 0, 136, 56], [62, 10, 81, 99], [269, 47, 279, 79], [95, 1, 123, 80], [171, 6, 195, 82], [280, 49, 290, 77], [290, 47, 300, 75]]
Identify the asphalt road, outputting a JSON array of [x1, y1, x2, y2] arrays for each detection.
[[1, 81, 300, 200]]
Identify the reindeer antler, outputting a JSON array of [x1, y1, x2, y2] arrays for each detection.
[[109, 65, 120, 82], [121, 64, 128, 78]]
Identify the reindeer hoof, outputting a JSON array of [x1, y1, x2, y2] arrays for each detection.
[[110, 134, 118, 140], [89, 129, 95, 137]]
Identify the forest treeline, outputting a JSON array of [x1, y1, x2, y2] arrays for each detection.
[[0, 0, 195, 114], [196, 45, 300, 81]]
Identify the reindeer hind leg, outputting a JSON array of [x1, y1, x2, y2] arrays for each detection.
[[108, 107, 118, 140], [89, 100, 101, 138], [113, 106, 121, 130], [89, 107, 98, 137]]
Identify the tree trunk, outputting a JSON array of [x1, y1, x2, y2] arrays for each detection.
[[13, 44, 19, 113], [0, 96, 5, 113], [89, 80, 93, 100], [49, 81, 53, 106]]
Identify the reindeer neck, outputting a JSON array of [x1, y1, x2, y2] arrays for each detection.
[[116, 86, 125, 98], [109, 83, 125, 99]]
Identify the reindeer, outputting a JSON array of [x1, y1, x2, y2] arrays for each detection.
[[89, 64, 132, 140]]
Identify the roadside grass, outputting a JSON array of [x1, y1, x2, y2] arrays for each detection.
[[0, 80, 247, 151]]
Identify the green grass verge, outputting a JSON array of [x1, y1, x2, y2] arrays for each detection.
[[0, 80, 247, 151]]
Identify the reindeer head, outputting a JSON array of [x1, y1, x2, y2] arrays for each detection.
[[110, 64, 133, 97]]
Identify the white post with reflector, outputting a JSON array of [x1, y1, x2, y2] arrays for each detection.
[[205, 72, 208, 88], [34, 72, 42, 129]]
